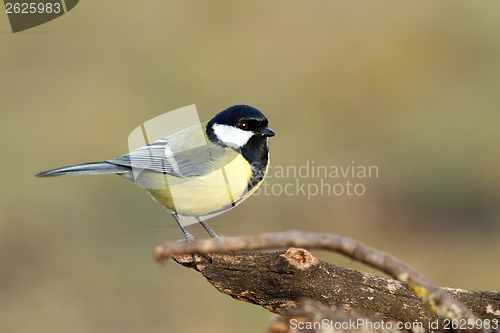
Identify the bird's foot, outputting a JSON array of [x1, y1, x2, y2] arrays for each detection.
[[176, 233, 198, 263]]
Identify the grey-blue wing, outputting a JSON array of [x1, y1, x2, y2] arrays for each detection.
[[106, 140, 227, 178]]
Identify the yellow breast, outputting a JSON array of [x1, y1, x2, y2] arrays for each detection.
[[140, 151, 254, 217]]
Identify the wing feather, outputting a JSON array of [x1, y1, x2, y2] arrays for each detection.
[[106, 138, 229, 178]]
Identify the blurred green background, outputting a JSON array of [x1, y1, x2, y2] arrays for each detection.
[[1, 1, 500, 332]]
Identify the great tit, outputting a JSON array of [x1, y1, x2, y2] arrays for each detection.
[[36, 105, 275, 241]]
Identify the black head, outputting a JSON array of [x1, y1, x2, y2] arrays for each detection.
[[207, 105, 275, 148], [207, 105, 275, 190]]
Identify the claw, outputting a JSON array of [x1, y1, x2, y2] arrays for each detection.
[[170, 213, 219, 264], [188, 253, 198, 264], [176, 232, 197, 264]]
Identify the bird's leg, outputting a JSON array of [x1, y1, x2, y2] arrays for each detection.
[[170, 212, 197, 263], [171, 212, 195, 242], [195, 217, 220, 263], [196, 217, 220, 240]]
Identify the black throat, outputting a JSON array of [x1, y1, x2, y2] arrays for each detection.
[[240, 135, 270, 192]]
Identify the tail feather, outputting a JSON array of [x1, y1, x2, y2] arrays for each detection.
[[35, 162, 130, 177]]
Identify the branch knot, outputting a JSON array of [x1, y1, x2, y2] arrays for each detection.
[[281, 247, 319, 270]]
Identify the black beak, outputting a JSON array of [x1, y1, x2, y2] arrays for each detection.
[[260, 127, 275, 137]]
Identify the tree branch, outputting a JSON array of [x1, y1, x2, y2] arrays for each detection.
[[154, 231, 500, 331]]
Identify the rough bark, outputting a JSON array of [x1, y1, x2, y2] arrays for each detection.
[[154, 231, 500, 332], [171, 249, 500, 325]]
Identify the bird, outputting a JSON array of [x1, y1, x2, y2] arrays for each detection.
[[36, 105, 275, 242]]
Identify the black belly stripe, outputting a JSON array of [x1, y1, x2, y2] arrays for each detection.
[[220, 166, 237, 207]]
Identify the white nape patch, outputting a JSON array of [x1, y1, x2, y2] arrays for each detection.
[[164, 145, 181, 175], [213, 123, 254, 148]]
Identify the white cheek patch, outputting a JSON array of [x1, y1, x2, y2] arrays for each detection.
[[213, 123, 254, 148]]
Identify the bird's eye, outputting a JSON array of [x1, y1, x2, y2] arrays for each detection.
[[237, 121, 248, 130]]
